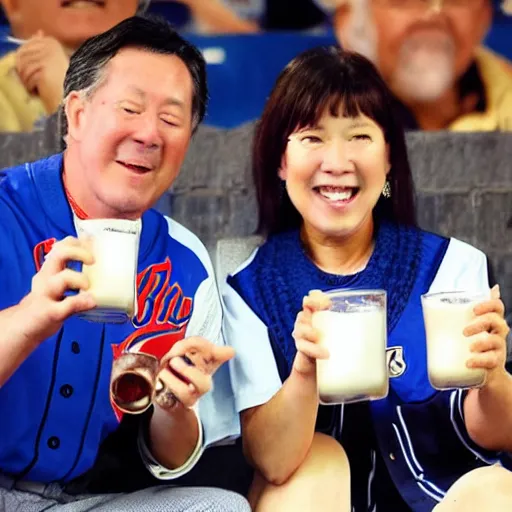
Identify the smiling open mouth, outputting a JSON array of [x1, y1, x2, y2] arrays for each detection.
[[314, 186, 359, 204], [116, 160, 153, 173], [61, 0, 105, 7]]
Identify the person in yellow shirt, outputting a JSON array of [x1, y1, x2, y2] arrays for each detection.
[[0, 0, 148, 132], [318, 0, 512, 131]]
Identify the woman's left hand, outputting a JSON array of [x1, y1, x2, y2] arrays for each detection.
[[464, 285, 510, 378]]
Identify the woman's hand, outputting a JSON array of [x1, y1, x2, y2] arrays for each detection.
[[292, 289, 331, 377], [465, 285, 510, 384]]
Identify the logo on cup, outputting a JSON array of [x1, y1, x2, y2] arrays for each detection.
[[386, 346, 406, 378]]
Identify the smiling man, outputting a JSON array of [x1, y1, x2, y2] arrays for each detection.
[[0, 15, 250, 512], [0, 0, 149, 131], [321, 0, 512, 131]]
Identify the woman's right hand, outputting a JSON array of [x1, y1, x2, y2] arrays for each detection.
[[292, 290, 331, 377]]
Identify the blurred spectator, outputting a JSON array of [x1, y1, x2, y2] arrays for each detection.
[[165, 0, 329, 33], [163, 0, 258, 33], [0, 0, 148, 132], [319, 0, 512, 130]]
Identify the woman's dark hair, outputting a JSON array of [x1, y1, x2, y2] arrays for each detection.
[[253, 46, 416, 236], [63, 15, 207, 132]]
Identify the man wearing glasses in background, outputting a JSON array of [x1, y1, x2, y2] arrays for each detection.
[[318, 0, 512, 131]]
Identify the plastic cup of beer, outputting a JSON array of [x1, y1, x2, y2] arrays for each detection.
[[421, 290, 489, 390], [74, 218, 140, 323], [312, 289, 388, 405]]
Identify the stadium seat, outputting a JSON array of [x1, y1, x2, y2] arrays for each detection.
[[485, 17, 512, 60], [187, 32, 337, 128]]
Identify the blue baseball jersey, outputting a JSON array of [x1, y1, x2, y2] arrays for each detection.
[[222, 223, 505, 512], [0, 153, 239, 483]]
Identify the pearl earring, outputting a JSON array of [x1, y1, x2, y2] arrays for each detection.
[[382, 181, 391, 199]]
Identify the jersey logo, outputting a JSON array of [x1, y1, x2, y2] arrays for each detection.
[[33, 238, 57, 271], [112, 257, 193, 360], [386, 346, 406, 378]]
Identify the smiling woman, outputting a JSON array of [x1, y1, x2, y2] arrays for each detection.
[[221, 46, 512, 512], [253, 46, 415, 239]]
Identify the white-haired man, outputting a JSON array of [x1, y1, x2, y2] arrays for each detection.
[[319, 0, 512, 131]]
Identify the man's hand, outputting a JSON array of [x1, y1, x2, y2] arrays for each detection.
[[147, 337, 234, 469], [15, 31, 70, 113], [155, 336, 235, 411], [19, 236, 96, 346]]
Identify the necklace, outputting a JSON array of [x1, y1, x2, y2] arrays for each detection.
[[62, 174, 89, 220]]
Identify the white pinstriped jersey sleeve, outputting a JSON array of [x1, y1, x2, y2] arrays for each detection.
[[427, 238, 489, 295], [137, 218, 240, 480]]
